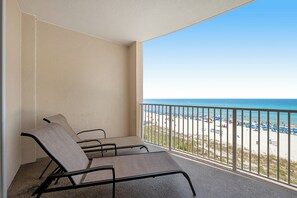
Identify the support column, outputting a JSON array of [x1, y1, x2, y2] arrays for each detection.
[[128, 42, 143, 137]]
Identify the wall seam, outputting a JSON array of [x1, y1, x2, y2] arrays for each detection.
[[1, 0, 7, 196], [34, 17, 37, 128], [19, 0, 22, 153]]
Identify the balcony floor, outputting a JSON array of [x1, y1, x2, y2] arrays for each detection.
[[8, 144, 297, 198]]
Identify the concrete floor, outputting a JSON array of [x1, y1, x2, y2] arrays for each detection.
[[8, 144, 297, 198]]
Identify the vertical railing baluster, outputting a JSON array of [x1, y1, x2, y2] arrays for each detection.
[[150, 105, 153, 143], [147, 105, 150, 142], [288, 112, 291, 184], [202, 108, 205, 157], [150, 105, 152, 143], [197, 108, 199, 155], [277, 112, 280, 180], [186, 107, 189, 152], [154, 105, 157, 144], [169, 106, 172, 151], [241, 110, 244, 170], [183, 107, 185, 151], [158, 105, 160, 145], [208, 108, 210, 158], [258, 111, 261, 174], [148, 105, 151, 143], [227, 109, 229, 164], [148, 105, 150, 142], [220, 109, 222, 162], [267, 111, 270, 177], [164, 106, 166, 146], [177, 107, 180, 149], [249, 110, 252, 172], [164, 105, 168, 147], [167, 106, 169, 146], [214, 108, 216, 159], [192, 108, 194, 153], [161, 105, 164, 146], [187, 107, 190, 152], [173, 107, 176, 150], [232, 109, 237, 171]]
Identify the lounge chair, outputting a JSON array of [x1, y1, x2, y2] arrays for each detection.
[[43, 114, 148, 152], [39, 114, 149, 178], [21, 123, 196, 197]]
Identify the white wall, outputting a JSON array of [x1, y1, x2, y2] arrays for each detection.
[[6, 0, 22, 189], [21, 13, 36, 164], [28, 20, 132, 158], [5, 10, 142, 189]]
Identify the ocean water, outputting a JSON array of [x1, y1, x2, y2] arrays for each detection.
[[143, 99, 297, 126], [144, 99, 297, 110]]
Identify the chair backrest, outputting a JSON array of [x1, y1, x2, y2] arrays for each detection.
[[43, 114, 80, 142], [22, 123, 89, 184]]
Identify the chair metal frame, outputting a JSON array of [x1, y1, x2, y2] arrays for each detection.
[[22, 132, 196, 198]]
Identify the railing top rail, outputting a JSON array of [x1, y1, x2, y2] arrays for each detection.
[[139, 103, 297, 113]]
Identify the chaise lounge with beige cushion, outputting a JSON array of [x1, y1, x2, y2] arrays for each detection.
[[43, 114, 148, 153], [21, 123, 196, 198], [38, 114, 149, 179]]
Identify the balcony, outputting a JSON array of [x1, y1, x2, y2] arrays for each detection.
[[140, 103, 297, 189], [4, 0, 297, 197], [8, 143, 297, 197]]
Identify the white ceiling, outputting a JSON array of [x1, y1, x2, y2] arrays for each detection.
[[17, 0, 253, 46]]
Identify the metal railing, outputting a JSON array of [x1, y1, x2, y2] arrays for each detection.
[[140, 103, 297, 187]]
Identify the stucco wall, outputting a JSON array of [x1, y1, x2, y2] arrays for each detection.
[[35, 21, 130, 158], [7, 10, 140, 188], [21, 13, 36, 164]]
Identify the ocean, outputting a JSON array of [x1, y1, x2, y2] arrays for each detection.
[[144, 99, 297, 110], [143, 99, 297, 126]]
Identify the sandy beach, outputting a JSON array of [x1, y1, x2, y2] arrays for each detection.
[[144, 112, 297, 162]]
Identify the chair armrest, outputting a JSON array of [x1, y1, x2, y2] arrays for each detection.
[[81, 143, 116, 150], [49, 165, 114, 178], [82, 143, 118, 156], [77, 128, 106, 139], [77, 139, 101, 144]]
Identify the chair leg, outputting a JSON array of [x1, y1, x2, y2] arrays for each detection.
[[36, 192, 43, 198], [33, 176, 54, 197], [112, 168, 115, 198], [54, 169, 64, 185], [39, 160, 53, 179], [181, 172, 196, 196]]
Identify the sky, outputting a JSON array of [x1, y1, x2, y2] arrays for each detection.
[[143, 0, 297, 99]]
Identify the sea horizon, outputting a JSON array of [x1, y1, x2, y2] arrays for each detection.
[[144, 99, 297, 111]]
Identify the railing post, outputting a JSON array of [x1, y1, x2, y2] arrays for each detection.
[[232, 109, 237, 171], [140, 104, 143, 140], [169, 106, 172, 151]]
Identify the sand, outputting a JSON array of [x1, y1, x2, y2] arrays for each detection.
[[144, 113, 297, 162]]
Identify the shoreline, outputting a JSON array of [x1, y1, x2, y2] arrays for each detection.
[[144, 112, 297, 161]]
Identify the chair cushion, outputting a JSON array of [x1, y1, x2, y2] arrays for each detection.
[[44, 114, 81, 142], [22, 123, 89, 184], [83, 152, 181, 183], [99, 136, 144, 148]]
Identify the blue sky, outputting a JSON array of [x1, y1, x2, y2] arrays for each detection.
[[143, 0, 297, 99]]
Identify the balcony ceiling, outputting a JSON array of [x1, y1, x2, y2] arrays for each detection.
[[17, 0, 253, 45]]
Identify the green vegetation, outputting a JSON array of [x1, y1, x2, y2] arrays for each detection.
[[144, 124, 297, 186]]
